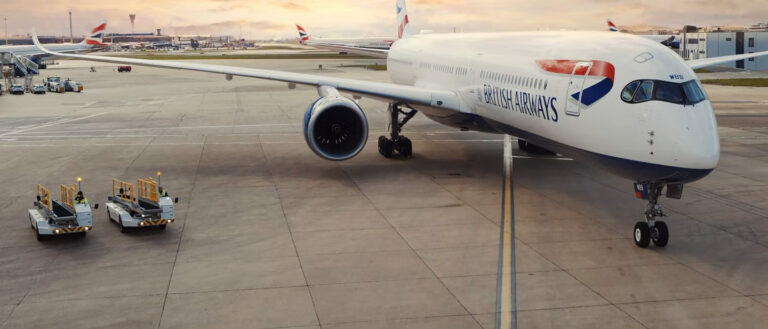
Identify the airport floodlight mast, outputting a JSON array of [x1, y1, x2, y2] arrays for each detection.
[[4, 17, 7, 45], [69, 11, 73, 43]]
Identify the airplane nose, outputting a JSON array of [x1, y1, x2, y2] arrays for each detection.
[[676, 104, 720, 171]]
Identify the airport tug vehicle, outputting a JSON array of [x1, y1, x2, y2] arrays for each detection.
[[29, 178, 97, 241], [105, 173, 177, 232]]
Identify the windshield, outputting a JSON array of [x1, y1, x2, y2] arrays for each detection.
[[621, 79, 707, 105]]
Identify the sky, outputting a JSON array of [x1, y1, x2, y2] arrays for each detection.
[[1, 0, 767, 39]]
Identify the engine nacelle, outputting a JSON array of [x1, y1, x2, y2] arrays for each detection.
[[303, 95, 369, 161]]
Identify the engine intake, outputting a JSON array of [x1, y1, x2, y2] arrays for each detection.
[[303, 95, 369, 161]]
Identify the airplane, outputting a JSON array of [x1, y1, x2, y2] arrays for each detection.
[[296, 24, 391, 57], [0, 20, 107, 58], [608, 18, 677, 46], [30, 0, 768, 248]]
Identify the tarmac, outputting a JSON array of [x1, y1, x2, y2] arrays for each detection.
[[0, 56, 767, 329]]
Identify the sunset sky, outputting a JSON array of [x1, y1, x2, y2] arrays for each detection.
[[2, 0, 766, 39]]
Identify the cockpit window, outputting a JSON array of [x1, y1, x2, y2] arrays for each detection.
[[621, 81, 640, 102], [621, 79, 707, 105], [682, 80, 706, 104], [655, 81, 684, 104], [633, 81, 654, 102]]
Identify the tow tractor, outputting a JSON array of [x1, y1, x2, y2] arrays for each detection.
[[106, 173, 177, 232], [63, 78, 83, 92], [29, 178, 97, 241]]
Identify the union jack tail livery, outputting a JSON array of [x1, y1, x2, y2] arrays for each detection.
[[81, 20, 107, 46], [607, 18, 619, 32], [296, 24, 310, 44], [396, 0, 412, 39]]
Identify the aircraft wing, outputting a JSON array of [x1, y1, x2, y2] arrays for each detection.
[[688, 50, 768, 70], [307, 42, 389, 58], [32, 34, 460, 113]]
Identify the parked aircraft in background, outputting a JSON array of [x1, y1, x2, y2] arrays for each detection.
[[608, 18, 677, 46], [1, 20, 107, 58], [296, 24, 391, 57], [32, 1, 768, 248]]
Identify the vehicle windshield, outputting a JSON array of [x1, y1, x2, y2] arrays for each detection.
[[621, 79, 707, 105], [49, 77, 60, 82]]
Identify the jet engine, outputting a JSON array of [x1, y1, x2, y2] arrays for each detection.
[[303, 95, 369, 161]]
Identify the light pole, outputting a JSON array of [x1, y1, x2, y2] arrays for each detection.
[[4, 17, 7, 46], [69, 11, 73, 43]]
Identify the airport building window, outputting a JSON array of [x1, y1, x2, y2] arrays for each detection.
[[749, 37, 755, 47], [688, 39, 699, 44], [748, 52, 755, 62], [726, 37, 732, 41]]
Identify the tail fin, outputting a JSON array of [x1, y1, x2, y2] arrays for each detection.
[[296, 24, 310, 44], [396, 0, 412, 39], [81, 20, 107, 46], [607, 18, 618, 32]]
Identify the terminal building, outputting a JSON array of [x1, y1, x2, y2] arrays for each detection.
[[679, 30, 768, 70]]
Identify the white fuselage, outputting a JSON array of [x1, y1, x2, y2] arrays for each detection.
[[307, 37, 394, 50], [387, 31, 719, 183]]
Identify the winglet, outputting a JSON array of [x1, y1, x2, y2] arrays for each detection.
[[32, 31, 58, 56]]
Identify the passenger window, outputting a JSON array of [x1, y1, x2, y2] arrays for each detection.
[[655, 81, 685, 104], [621, 81, 641, 102], [633, 81, 654, 102]]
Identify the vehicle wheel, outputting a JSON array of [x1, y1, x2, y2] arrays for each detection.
[[399, 137, 412, 157], [159, 224, 167, 230], [79, 232, 87, 238], [119, 218, 127, 233], [36, 229, 43, 241], [634, 222, 651, 248], [652, 221, 669, 247]]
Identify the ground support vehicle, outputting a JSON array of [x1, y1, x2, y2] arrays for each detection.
[[64, 78, 83, 92], [29, 180, 96, 241], [105, 175, 177, 232], [44, 76, 65, 93], [10, 84, 24, 95], [31, 84, 46, 94]]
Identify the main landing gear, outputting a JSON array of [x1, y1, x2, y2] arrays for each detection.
[[633, 182, 682, 248], [378, 103, 417, 158]]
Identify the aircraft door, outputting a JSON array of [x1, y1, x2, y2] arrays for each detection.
[[564, 61, 593, 117]]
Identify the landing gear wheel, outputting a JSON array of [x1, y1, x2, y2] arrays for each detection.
[[379, 103, 417, 159], [378, 136, 394, 158], [397, 137, 412, 157], [634, 222, 651, 248], [652, 221, 669, 247]]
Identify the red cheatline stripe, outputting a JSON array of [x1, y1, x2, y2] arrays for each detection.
[[91, 23, 107, 33], [536, 60, 615, 82]]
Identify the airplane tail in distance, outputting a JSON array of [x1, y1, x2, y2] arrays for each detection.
[[296, 24, 310, 44], [607, 18, 618, 32], [82, 20, 107, 46], [396, 0, 412, 39]]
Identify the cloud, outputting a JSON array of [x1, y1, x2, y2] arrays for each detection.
[[2, 0, 766, 39]]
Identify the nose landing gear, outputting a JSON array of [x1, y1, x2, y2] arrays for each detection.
[[378, 103, 417, 158], [633, 182, 677, 248]]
